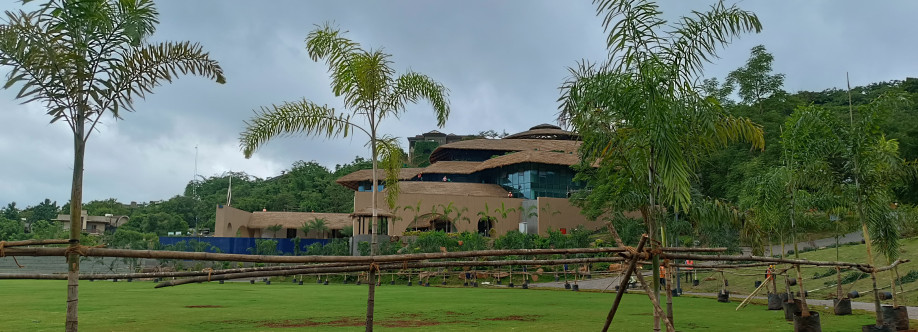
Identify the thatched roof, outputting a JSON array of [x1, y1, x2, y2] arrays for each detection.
[[504, 124, 579, 140], [396, 181, 510, 197], [350, 207, 396, 218], [419, 161, 479, 174], [336, 168, 424, 190], [249, 212, 351, 230], [477, 150, 580, 171], [430, 138, 580, 162]]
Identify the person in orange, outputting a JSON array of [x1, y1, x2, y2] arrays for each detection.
[[659, 265, 667, 286]]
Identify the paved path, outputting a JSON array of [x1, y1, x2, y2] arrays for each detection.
[[535, 276, 917, 314], [764, 231, 863, 256]]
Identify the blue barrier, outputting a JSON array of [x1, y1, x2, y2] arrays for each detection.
[[158, 237, 330, 255]]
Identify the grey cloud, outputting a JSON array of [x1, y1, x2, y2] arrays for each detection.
[[1, 0, 916, 207]]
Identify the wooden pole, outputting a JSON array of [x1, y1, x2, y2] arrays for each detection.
[[632, 257, 676, 332], [0, 239, 71, 247], [602, 234, 648, 332], [736, 275, 772, 310], [2, 246, 724, 264]]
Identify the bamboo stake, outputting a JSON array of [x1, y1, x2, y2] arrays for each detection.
[[659, 252, 908, 272], [0, 239, 71, 247], [633, 258, 676, 332], [2, 246, 723, 264], [737, 275, 772, 310], [602, 234, 648, 332]]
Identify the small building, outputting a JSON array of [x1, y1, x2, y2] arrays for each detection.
[[54, 211, 129, 235], [215, 206, 351, 239]]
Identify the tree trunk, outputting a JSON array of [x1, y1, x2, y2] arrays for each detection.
[[66, 123, 85, 332], [367, 126, 378, 332], [366, 267, 376, 332], [861, 222, 884, 327], [835, 266, 842, 299], [887, 259, 898, 308]]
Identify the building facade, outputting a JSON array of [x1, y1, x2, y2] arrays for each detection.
[[339, 124, 601, 237], [214, 123, 609, 239], [54, 211, 130, 235]]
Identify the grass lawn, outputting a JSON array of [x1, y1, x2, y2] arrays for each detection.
[[684, 237, 918, 307], [0, 279, 897, 331]]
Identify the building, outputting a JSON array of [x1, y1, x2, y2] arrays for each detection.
[[54, 211, 130, 235], [215, 123, 609, 239], [406, 130, 478, 161], [215, 206, 351, 239], [340, 123, 602, 237]]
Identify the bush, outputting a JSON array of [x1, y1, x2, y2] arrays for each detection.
[[896, 270, 918, 284], [813, 268, 838, 280]]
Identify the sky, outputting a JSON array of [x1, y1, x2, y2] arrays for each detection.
[[1, 0, 917, 209]]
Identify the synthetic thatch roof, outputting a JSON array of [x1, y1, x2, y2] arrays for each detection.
[[503, 124, 579, 140], [396, 181, 510, 197], [249, 212, 351, 229], [430, 138, 580, 162], [350, 207, 396, 218], [477, 150, 580, 171], [418, 161, 479, 174], [336, 168, 424, 190]]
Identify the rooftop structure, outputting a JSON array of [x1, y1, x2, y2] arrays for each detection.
[[54, 211, 130, 235]]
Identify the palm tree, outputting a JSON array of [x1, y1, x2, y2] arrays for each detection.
[[299, 221, 314, 238], [238, 23, 449, 330], [476, 202, 497, 236], [310, 218, 329, 239], [559, 1, 762, 329], [0, 2, 224, 330], [842, 89, 914, 327], [266, 224, 283, 239], [779, 104, 845, 319]]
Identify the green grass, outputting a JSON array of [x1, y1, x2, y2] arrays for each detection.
[[686, 237, 918, 307], [0, 279, 898, 331]]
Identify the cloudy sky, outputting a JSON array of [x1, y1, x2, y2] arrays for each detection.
[[1, 0, 917, 208]]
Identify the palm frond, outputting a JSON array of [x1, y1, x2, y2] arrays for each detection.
[[239, 100, 366, 158], [385, 71, 450, 126], [594, 0, 665, 71], [375, 135, 404, 210], [665, 1, 761, 84], [109, 41, 225, 117]]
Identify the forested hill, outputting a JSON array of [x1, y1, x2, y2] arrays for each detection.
[[697, 75, 918, 205], [0, 157, 371, 239]]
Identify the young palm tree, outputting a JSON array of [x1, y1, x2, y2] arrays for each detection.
[[779, 104, 845, 319], [559, 1, 762, 329], [842, 89, 914, 327], [266, 224, 283, 239], [299, 221, 314, 238], [238, 23, 449, 331], [0, 1, 224, 330], [310, 217, 329, 239]]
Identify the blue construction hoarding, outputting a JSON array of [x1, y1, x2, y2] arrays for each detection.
[[158, 237, 330, 255]]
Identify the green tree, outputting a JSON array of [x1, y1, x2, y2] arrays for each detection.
[[842, 90, 915, 325], [121, 212, 188, 236], [299, 221, 314, 238], [0, 1, 224, 329], [559, 1, 762, 328], [29, 219, 67, 240], [266, 224, 283, 239], [726, 45, 785, 112], [25, 198, 59, 223], [0, 216, 27, 241], [83, 198, 129, 217], [309, 218, 329, 239], [2, 202, 20, 220], [239, 23, 450, 260]]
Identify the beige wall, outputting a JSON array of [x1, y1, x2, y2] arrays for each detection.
[[536, 197, 602, 235], [214, 205, 253, 237], [355, 191, 608, 236]]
